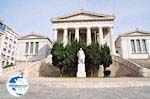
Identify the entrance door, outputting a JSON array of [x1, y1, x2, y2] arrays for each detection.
[[79, 29, 86, 44]]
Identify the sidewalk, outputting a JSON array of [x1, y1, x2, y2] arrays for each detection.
[[27, 77, 150, 88]]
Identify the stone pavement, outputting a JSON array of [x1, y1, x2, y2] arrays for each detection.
[[0, 77, 150, 99]]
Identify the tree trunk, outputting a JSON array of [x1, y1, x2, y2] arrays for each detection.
[[60, 68, 63, 77], [91, 68, 93, 77]]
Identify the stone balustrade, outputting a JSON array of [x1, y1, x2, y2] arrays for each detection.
[[112, 54, 142, 76]]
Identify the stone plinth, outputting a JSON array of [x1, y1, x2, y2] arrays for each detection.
[[77, 63, 86, 77]]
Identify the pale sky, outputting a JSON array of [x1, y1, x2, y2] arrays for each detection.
[[0, 0, 150, 41]]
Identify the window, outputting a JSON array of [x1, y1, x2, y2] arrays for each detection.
[[1, 53, 5, 58], [6, 62, 9, 65], [131, 40, 136, 53], [8, 50, 11, 53], [11, 57, 14, 61], [142, 39, 147, 53], [3, 48, 6, 51], [14, 41, 16, 44], [4, 42, 7, 45], [2, 61, 5, 65], [4, 42, 7, 47], [12, 52, 14, 56], [136, 40, 141, 53], [35, 42, 39, 54], [9, 44, 11, 48], [30, 42, 34, 53], [5, 36, 8, 40], [7, 56, 10, 60], [25, 42, 29, 53]]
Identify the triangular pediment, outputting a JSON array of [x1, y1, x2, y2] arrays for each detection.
[[59, 13, 107, 20], [121, 29, 150, 37], [51, 10, 115, 22], [129, 32, 147, 36], [21, 33, 47, 39]]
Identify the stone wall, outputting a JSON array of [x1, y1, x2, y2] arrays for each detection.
[[28, 62, 60, 77], [24, 60, 60, 77], [109, 60, 140, 77], [98, 55, 142, 77]]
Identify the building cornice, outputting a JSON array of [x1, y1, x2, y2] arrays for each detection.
[[52, 18, 114, 23], [19, 37, 52, 43]]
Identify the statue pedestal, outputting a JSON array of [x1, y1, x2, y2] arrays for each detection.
[[77, 63, 86, 77]]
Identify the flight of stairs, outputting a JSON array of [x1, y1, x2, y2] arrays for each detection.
[[112, 54, 150, 77]]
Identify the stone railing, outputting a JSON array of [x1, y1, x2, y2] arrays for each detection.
[[112, 54, 142, 73], [3, 65, 25, 73], [3, 62, 33, 73]]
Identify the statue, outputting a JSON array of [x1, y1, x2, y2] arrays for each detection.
[[77, 48, 86, 77], [77, 48, 85, 64]]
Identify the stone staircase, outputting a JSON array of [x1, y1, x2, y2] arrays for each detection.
[[1, 54, 150, 78], [112, 54, 150, 77], [2, 56, 59, 77], [129, 59, 150, 69]]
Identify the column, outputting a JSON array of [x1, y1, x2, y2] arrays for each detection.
[[147, 40, 150, 57], [63, 28, 68, 46], [134, 39, 137, 53], [107, 31, 111, 47], [75, 28, 79, 41], [109, 27, 116, 54], [140, 39, 143, 53], [98, 27, 103, 45], [87, 28, 91, 46], [53, 29, 57, 42], [33, 42, 35, 54]]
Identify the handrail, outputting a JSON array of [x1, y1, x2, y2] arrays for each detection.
[[112, 54, 142, 72]]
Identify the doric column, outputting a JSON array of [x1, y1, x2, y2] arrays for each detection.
[[63, 28, 68, 46], [98, 27, 103, 45], [107, 31, 111, 47], [140, 39, 143, 53], [87, 27, 91, 46], [134, 39, 137, 53], [109, 27, 116, 54], [75, 28, 79, 41], [53, 29, 57, 42], [147, 40, 150, 57]]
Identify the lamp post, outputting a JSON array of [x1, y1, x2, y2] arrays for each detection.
[[25, 53, 28, 67], [22, 53, 28, 77]]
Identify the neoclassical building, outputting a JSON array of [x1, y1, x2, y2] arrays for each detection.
[[115, 28, 150, 59], [51, 10, 115, 53], [16, 33, 52, 62]]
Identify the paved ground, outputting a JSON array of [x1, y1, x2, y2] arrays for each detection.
[[0, 77, 150, 99]]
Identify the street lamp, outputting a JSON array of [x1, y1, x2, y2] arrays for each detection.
[[25, 53, 28, 67], [21, 53, 28, 77]]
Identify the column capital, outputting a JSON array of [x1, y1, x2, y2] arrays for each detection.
[[86, 27, 91, 29], [53, 28, 57, 30], [63, 28, 68, 30], [98, 27, 103, 29], [75, 27, 79, 29]]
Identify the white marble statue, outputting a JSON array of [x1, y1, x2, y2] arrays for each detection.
[[77, 48, 86, 77], [77, 48, 85, 64]]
